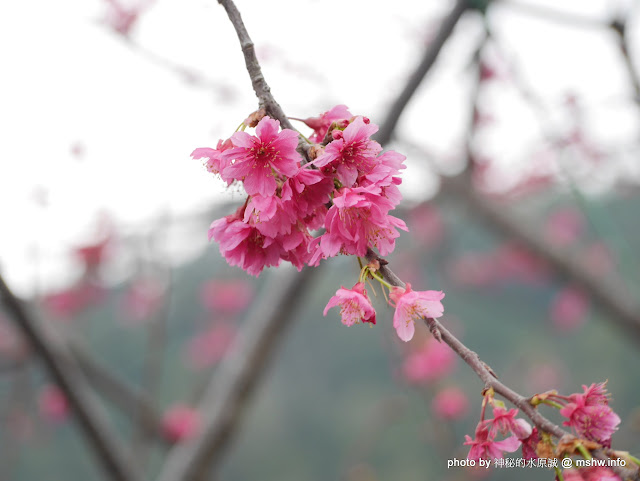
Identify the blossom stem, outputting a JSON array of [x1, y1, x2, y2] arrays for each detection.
[[555, 466, 565, 481], [541, 399, 565, 410], [628, 454, 640, 466], [577, 444, 592, 460], [368, 269, 393, 289]]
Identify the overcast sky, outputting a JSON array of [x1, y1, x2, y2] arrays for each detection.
[[1, 0, 639, 295]]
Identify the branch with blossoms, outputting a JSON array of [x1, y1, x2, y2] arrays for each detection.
[[194, 100, 640, 478], [167, 0, 640, 480]]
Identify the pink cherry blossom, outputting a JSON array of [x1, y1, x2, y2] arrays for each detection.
[[162, 404, 201, 442], [39, 385, 69, 424], [579, 382, 611, 406], [208, 205, 282, 277], [520, 427, 539, 460], [550, 286, 590, 332], [276, 225, 315, 271], [301, 104, 352, 143], [389, 284, 444, 342], [580, 467, 622, 481], [43, 283, 105, 320], [120, 278, 165, 323], [432, 387, 469, 420], [407, 204, 445, 248], [560, 383, 620, 446], [323, 282, 376, 326], [74, 237, 110, 271], [316, 185, 407, 260], [314, 116, 382, 187], [102, 0, 154, 37], [223, 117, 300, 196], [199, 279, 253, 314], [186, 322, 236, 370], [243, 191, 297, 238], [192, 139, 233, 180], [403, 337, 455, 384], [284, 168, 333, 230], [488, 406, 532, 439], [494, 242, 549, 284], [464, 421, 521, 461], [562, 469, 586, 481], [545, 208, 585, 246]]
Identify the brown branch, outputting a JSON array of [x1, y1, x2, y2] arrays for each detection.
[[154, 266, 321, 481], [0, 274, 143, 481], [217, 0, 292, 129], [611, 17, 640, 104], [70, 341, 166, 441], [375, 0, 470, 146]]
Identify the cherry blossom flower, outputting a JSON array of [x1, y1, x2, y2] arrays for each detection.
[[120, 278, 165, 323], [43, 283, 105, 320], [223, 117, 300, 196], [74, 238, 110, 271], [186, 322, 236, 370], [550, 286, 590, 332], [314, 116, 382, 187], [520, 427, 539, 460], [243, 190, 297, 238], [192, 139, 233, 180], [284, 168, 333, 230], [162, 405, 201, 442], [407, 204, 445, 248], [560, 383, 620, 446], [432, 387, 469, 420], [208, 205, 283, 277], [403, 337, 455, 384], [488, 406, 532, 439], [315, 185, 407, 260], [39, 385, 69, 424], [300, 104, 352, 143], [580, 467, 622, 481], [464, 421, 521, 461], [389, 284, 444, 342], [199, 279, 253, 314], [545, 208, 585, 246], [323, 282, 376, 326]]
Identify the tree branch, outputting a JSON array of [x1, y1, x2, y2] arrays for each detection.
[[155, 266, 321, 481], [0, 274, 143, 481], [69, 340, 166, 442], [375, 0, 470, 146]]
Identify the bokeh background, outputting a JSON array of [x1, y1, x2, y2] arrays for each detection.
[[1, 0, 640, 480]]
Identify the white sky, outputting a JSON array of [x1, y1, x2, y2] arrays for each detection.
[[1, 0, 639, 295]]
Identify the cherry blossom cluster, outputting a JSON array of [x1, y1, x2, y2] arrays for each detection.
[[194, 106, 447, 342], [193, 105, 407, 276], [323, 279, 444, 342], [464, 383, 634, 480]]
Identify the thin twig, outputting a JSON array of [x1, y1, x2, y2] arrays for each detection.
[[375, 0, 470, 146], [70, 340, 166, 441], [0, 274, 143, 481]]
